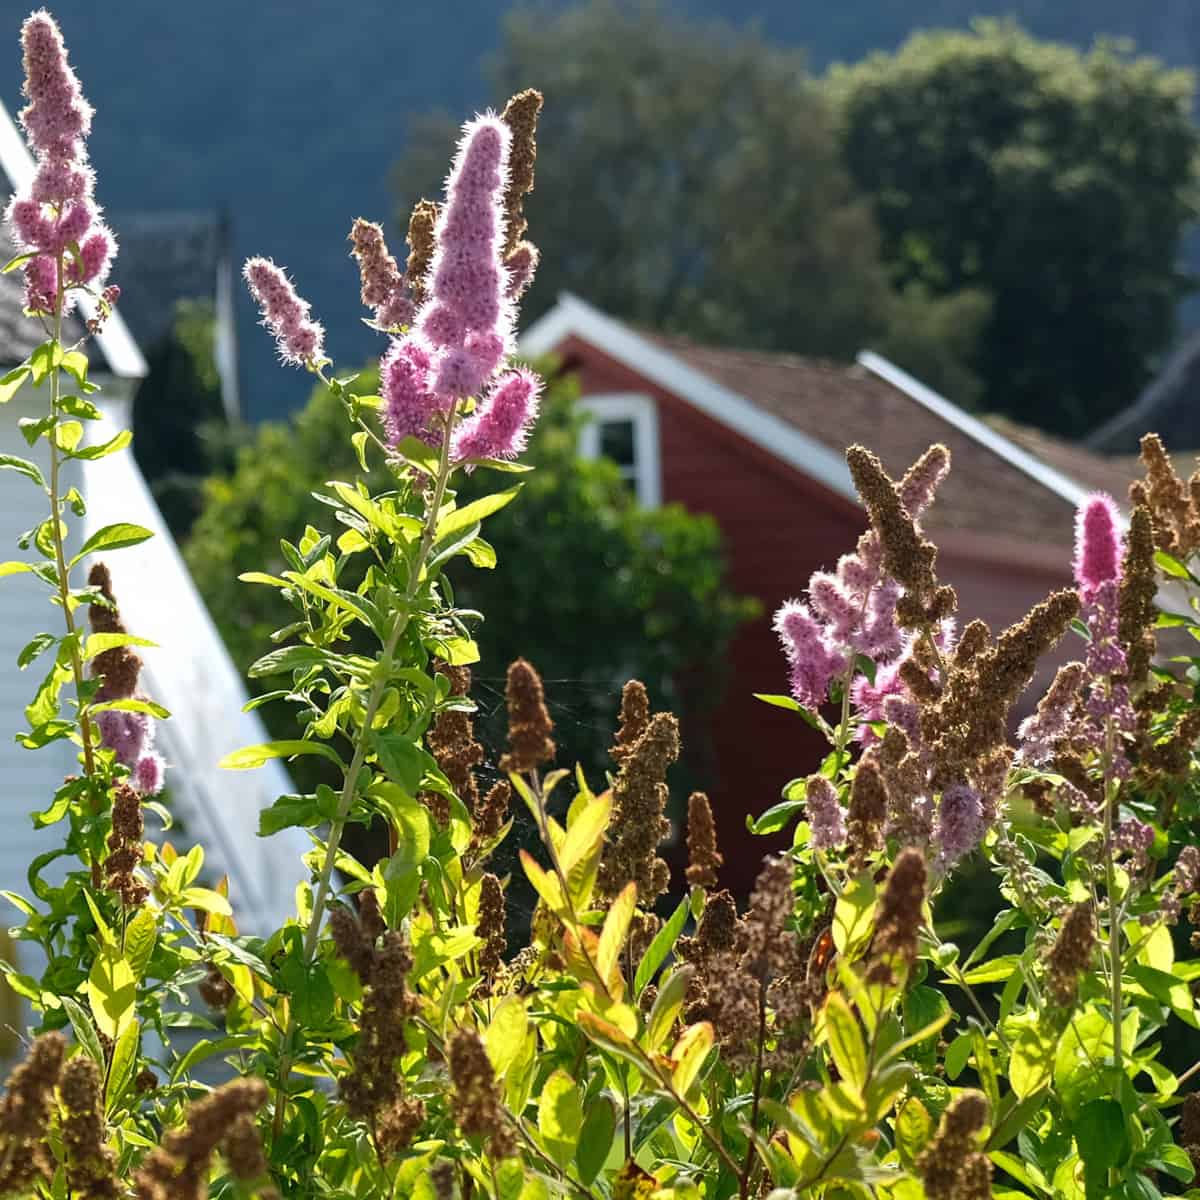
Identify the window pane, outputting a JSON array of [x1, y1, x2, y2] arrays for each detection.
[[599, 418, 636, 467]]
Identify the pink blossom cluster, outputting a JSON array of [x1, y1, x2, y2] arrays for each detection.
[[773, 447, 950, 711], [95, 709, 163, 795], [243, 258, 325, 367], [380, 116, 540, 462], [4, 11, 115, 314], [803, 774, 847, 851], [1019, 493, 1134, 786], [933, 783, 986, 869]]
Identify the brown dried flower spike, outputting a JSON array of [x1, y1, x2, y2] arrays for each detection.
[[685, 791, 723, 888], [499, 658, 556, 774]]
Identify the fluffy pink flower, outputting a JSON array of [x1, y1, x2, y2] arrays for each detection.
[[416, 116, 514, 388], [851, 663, 905, 745], [1074, 493, 1123, 597], [773, 600, 847, 709], [96, 710, 150, 768], [805, 775, 847, 851], [17, 11, 93, 162], [243, 257, 325, 367], [934, 784, 986, 869], [23, 254, 57, 313], [381, 336, 442, 445], [133, 752, 164, 796], [452, 368, 541, 462]]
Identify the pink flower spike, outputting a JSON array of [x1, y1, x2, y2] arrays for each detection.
[[420, 115, 512, 351], [23, 254, 58, 314], [18, 11, 93, 161], [1074, 492, 1123, 597], [452, 368, 541, 462], [243, 256, 326, 367]]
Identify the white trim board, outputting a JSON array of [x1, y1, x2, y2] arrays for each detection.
[[577, 392, 662, 507], [0, 99, 146, 380], [856, 350, 1093, 511], [521, 293, 858, 503]]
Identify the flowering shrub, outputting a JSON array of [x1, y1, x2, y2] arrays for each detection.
[[3, 10, 1200, 1200]]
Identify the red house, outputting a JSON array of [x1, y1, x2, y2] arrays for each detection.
[[521, 295, 1131, 889]]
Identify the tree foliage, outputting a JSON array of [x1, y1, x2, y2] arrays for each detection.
[[396, 1, 962, 373], [184, 362, 755, 780], [830, 20, 1200, 435]]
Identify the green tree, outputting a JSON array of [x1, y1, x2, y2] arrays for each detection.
[[829, 20, 1200, 435], [184, 362, 756, 787], [396, 2, 920, 367]]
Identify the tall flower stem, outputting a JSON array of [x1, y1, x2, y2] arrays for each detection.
[[271, 409, 459, 1139], [1102, 765, 1123, 1074], [48, 256, 97, 789]]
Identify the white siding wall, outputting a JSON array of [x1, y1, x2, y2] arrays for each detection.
[[0, 379, 306, 938], [0, 384, 79, 906]]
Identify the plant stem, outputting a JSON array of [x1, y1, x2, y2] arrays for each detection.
[[271, 411, 458, 1140], [739, 978, 769, 1200], [47, 256, 97, 788], [1101, 719, 1123, 1074]]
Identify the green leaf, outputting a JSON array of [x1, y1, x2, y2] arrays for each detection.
[[0, 560, 34, 580], [576, 1095, 617, 1184], [61, 996, 104, 1065], [247, 644, 331, 677], [257, 793, 323, 837], [69, 522, 154, 566], [124, 907, 157, 981], [669, 1021, 713, 1095], [1073, 1098, 1128, 1177], [945, 1032, 973, 1080], [823, 992, 867, 1090], [1155, 550, 1198, 584], [0, 453, 45, 487], [894, 1097, 932, 1169], [54, 420, 83, 451], [17, 632, 57, 669], [538, 1069, 584, 1166], [749, 797, 805, 835], [106, 1021, 139, 1116], [833, 872, 876, 959], [70, 429, 132, 461], [179, 887, 233, 916], [60, 350, 89, 386], [435, 484, 523, 544], [277, 958, 335, 1028], [87, 945, 136, 1039], [0, 365, 29, 404], [30, 341, 62, 386], [484, 995, 528, 1078], [643, 965, 692, 1053], [961, 954, 1021, 984], [89, 697, 170, 720], [219, 740, 344, 770], [634, 894, 689, 997], [1010, 1023, 1056, 1099], [83, 632, 157, 659]]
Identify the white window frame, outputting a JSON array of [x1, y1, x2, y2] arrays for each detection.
[[577, 392, 661, 508]]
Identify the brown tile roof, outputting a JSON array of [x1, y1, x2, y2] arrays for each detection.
[[650, 333, 1129, 552]]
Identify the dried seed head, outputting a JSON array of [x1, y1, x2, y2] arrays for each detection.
[[867, 848, 926, 985], [611, 680, 651, 767], [597, 711, 679, 903], [916, 1090, 991, 1200], [685, 791, 722, 888], [0, 1030, 65, 1140], [198, 965, 235, 1011], [477, 873, 506, 986], [472, 780, 511, 845], [498, 659, 556, 774], [847, 760, 889, 868], [1045, 903, 1095, 1008], [406, 198, 439, 305], [447, 1028, 515, 1159], [60, 1055, 118, 1199], [741, 857, 797, 981], [425, 664, 482, 813], [1118, 504, 1157, 687], [499, 89, 542, 256]]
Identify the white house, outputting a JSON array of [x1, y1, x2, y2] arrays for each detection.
[[0, 100, 305, 935]]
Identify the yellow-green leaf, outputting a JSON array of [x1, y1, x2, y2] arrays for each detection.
[[597, 881, 637, 984], [670, 1021, 713, 1096], [823, 992, 868, 1091], [833, 873, 876, 960], [87, 946, 136, 1039], [485, 995, 528, 1079], [219, 739, 344, 770], [559, 791, 611, 875], [538, 1068, 583, 1166]]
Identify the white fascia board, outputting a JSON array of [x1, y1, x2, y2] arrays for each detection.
[[857, 350, 1095, 511], [0, 100, 147, 380], [521, 293, 857, 502]]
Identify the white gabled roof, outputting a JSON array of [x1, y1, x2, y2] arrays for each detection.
[[0, 100, 146, 380], [521, 292, 858, 502]]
